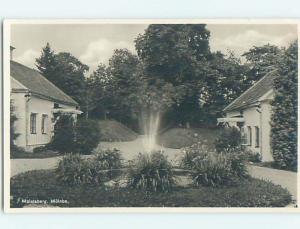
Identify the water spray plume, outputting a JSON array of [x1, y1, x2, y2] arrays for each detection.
[[141, 110, 161, 153]]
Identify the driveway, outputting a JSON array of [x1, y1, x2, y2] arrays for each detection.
[[248, 165, 297, 202]]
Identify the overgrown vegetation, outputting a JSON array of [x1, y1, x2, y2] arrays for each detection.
[[127, 151, 176, 192], [11, 170, 292, 207], [270, 41, 298, 171]]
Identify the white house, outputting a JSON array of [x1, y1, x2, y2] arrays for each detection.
[[10, 48, 82, 151], [217, 70, 279, 162]]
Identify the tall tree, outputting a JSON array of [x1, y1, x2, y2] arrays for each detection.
[[36, 44, 89, 113], [35, 43, 58, 82], [86, 63, 112, 119], [135, 24, 211, 125], [270, 40, 298, 171], [107, 49, 143, 127], [242, 44, 283, 85]]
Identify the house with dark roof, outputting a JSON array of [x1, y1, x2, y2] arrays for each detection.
[[10, 48, 82, 151], [217, 70, 279, 162]]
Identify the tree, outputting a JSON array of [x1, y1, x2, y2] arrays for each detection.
[[270, 41, 298, 171], [35, 43, 58, 83], [107, 49, 143, 127], [86, 63, 112, 119], [135, 24, 211, 126], [36, 44, 89, 114], [242, 44, 283, 85]]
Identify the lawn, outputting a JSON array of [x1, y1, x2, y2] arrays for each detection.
[[10, 149, 60, 159], [157, 127, 218, 149], [99, 120, 138, 142], [11, 170, 292, 208]]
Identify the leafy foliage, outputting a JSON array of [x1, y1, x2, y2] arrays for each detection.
[[242, 44, 283, 85], [127, 151, 176, 192], [36, 44, 89, 113], [56, 149, 122, 186], [270, 41, 298, 171], [75, 119, 101, 154], [48, 114, 76, 154], [180, 143, 249, 187], [10, 100, 20, 150], [93, 149, 123, 178], [215, 127, 241, 153]]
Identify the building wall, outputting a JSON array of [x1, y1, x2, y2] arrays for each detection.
[[12, 90, 77, 151], [260, 100, 274, 161], [11, 92, 27, 147], [242, 106, 261, 154], [226, 101, 274, 162]]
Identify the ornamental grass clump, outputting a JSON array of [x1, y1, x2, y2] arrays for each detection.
[[180, 143, 249, 187], [56, 149, 123, 186], [127, 151, 176, 192], [93, 148, 123, 179]]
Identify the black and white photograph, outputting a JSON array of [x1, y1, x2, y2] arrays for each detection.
[[3, 20, 298, 212]]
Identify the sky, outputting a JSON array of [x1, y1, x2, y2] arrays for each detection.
[[10, 23, 297, 74]]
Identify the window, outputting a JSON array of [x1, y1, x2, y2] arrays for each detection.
[[30, 113, 37, 134], [247, 126, 252, 146], [241, 127, 248, 145], [41, 114, 48, 134], [255, 126, 260, 147]]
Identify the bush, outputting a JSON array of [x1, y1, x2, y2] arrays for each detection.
[[56, 149, 123, 185], [48, 114, 76, 154], [93, 149, 123, 179], [75, 119, 101, 154], [127, 151, 176, 192], [180, 141, 211, 169], [245, 149, 262, 163], [215, 127, 241, 153], [180, 143, 249, 187], [33, 146, 48, 154]]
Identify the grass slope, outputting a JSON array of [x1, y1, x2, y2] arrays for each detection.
[[11, 170, 291, 208], [99, 120, 138, 142], [157, 127, 218, 149]]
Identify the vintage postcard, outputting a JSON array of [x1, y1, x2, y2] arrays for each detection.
[[3, 19, 299, 213]]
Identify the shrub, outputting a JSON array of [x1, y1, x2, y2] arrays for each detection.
[[93, 149, 123, 178], [215, 127, 241, 153], [10, 100, 20, 150], [48, 114, 76, 154], [33, 146, 48, 154], [56, 154, 90, 185], [180, 141, 211, 169], [56, 149, 123, 185], [244, 149, 262, 163], [271, 41, 297, 171], [127, 151, 176, 192], [180, 143, 249, 187], [75, 119, 101, 154]]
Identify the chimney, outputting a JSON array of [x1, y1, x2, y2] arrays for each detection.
[[10, 46, 15, 60]]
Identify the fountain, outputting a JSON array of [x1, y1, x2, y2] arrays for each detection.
[[140, 109, 161, 153]]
